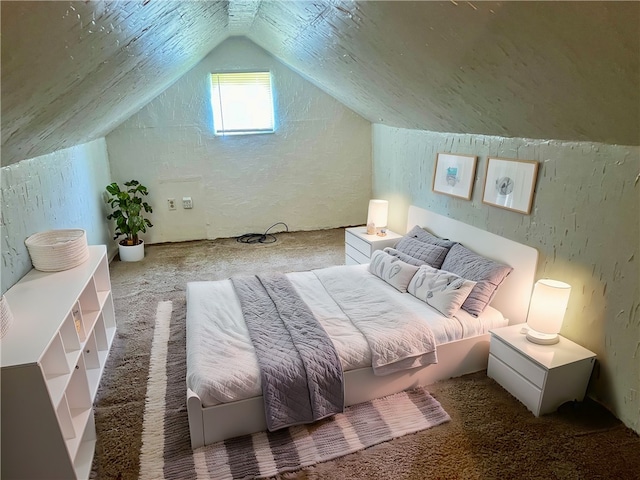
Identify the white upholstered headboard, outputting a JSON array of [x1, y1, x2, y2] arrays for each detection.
[[407, 206, 538, 325]]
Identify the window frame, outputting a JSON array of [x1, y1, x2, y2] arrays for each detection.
[[209, 71, 276, 137]]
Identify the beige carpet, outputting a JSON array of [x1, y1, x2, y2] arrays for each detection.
[[91, 229, 640, 479]]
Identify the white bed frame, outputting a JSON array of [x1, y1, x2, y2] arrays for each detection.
[[186, 206, 538, 448]]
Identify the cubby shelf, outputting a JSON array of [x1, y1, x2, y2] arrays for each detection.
[[1, 245, 116, 480]]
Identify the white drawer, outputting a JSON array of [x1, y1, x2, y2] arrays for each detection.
[[488, 354, 543, 416], [345, 231, 372, 257], [490, 335, 546, 388], [345, 244, 370, 265], [345, 253, 359, 265]]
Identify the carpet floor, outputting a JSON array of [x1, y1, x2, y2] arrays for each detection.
[[91, 228, 640, 479]]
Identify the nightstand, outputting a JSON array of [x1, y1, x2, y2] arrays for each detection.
[[487, 324, 596, 416], [344, 227, 403, 265]]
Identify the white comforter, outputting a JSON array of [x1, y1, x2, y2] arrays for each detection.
[[186, 264, 506, 407], [313, 266, 437, 375]]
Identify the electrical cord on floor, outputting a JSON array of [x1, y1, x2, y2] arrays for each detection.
[[236, 222, 289, 244]]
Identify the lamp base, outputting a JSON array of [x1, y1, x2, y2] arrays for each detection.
[[525, 330, 559, 345]]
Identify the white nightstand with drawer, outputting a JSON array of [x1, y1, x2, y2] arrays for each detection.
[[344, 227, 402, 265], [487, 324, 596, 416]]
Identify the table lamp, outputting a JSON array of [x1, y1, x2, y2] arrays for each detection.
[[525, 279, 571, 345], [366, 199, 389, 236]]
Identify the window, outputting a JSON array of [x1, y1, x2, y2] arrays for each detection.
[[210, 72, 275, 136]]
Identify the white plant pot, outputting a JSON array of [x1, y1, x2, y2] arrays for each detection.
[[118, 240, 145, 262]]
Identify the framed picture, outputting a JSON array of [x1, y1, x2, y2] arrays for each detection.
[[482, 157, 539, 214], [432, 153, 478, 200]]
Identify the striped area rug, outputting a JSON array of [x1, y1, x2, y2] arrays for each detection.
[[139, 301, 450, 480]]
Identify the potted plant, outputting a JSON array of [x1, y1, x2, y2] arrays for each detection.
[[105, 179, 153, 262]]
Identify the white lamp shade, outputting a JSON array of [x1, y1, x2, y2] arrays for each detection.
[[367, 199, 389, 229], [526, 279, 571, 345]]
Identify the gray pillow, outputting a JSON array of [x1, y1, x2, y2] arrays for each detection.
[[392, 237, 449, 269], [440, 243, 513, 317], [405, 225, 457, 249], [383, 247, 426, 267], [368, 250, 420, 293]]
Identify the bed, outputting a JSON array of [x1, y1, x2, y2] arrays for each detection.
[[185, 206, 538, 448]]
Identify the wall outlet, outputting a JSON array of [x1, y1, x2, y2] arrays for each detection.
[[167, 198, 176, 210], [183, 196, 193, 209]]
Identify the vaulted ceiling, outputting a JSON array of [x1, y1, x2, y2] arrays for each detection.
[[2, 1, 638, 167]]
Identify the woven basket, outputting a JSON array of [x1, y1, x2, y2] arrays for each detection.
[[1, 295, 13, 339], [25, 229, 90, 272]]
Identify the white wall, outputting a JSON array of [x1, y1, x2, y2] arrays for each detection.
[[372, 124, 640, 434], [106, 37, 372, 243], [1, 139, 113, 293]]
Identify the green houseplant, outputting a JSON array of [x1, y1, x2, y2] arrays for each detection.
[[105, 180, 153, 261]]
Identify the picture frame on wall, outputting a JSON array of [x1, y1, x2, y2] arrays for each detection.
[[482, 157, 539, 214], [432, 153, 478, 200]]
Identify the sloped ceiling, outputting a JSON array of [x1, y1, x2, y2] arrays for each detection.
[[1, 1, 638, 167]]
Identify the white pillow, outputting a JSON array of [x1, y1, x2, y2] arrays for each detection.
[[368, 250, 420, 293], [407, 265, 477, 317]]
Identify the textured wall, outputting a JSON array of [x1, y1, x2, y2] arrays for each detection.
[[1, 139, 113, 293], [372, 124, 640, 434], [106, 37, 372, 243], [4, 2, 637, 169], [252, 1, 639, 146], [1, 1, 230, 166]]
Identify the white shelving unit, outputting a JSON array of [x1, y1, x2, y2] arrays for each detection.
[[1, 245, 116, 480]]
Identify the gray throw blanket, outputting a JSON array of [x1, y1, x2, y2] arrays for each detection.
[[231, 274, 344, 431]]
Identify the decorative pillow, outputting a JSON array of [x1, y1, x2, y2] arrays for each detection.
[[383, 247, 426, 267], [392, 237, 449, 269], [368, 250, 420, 293], [407, 265, 477, 318], [405, 225, 457, 249], [440, 243, 513, 317]]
